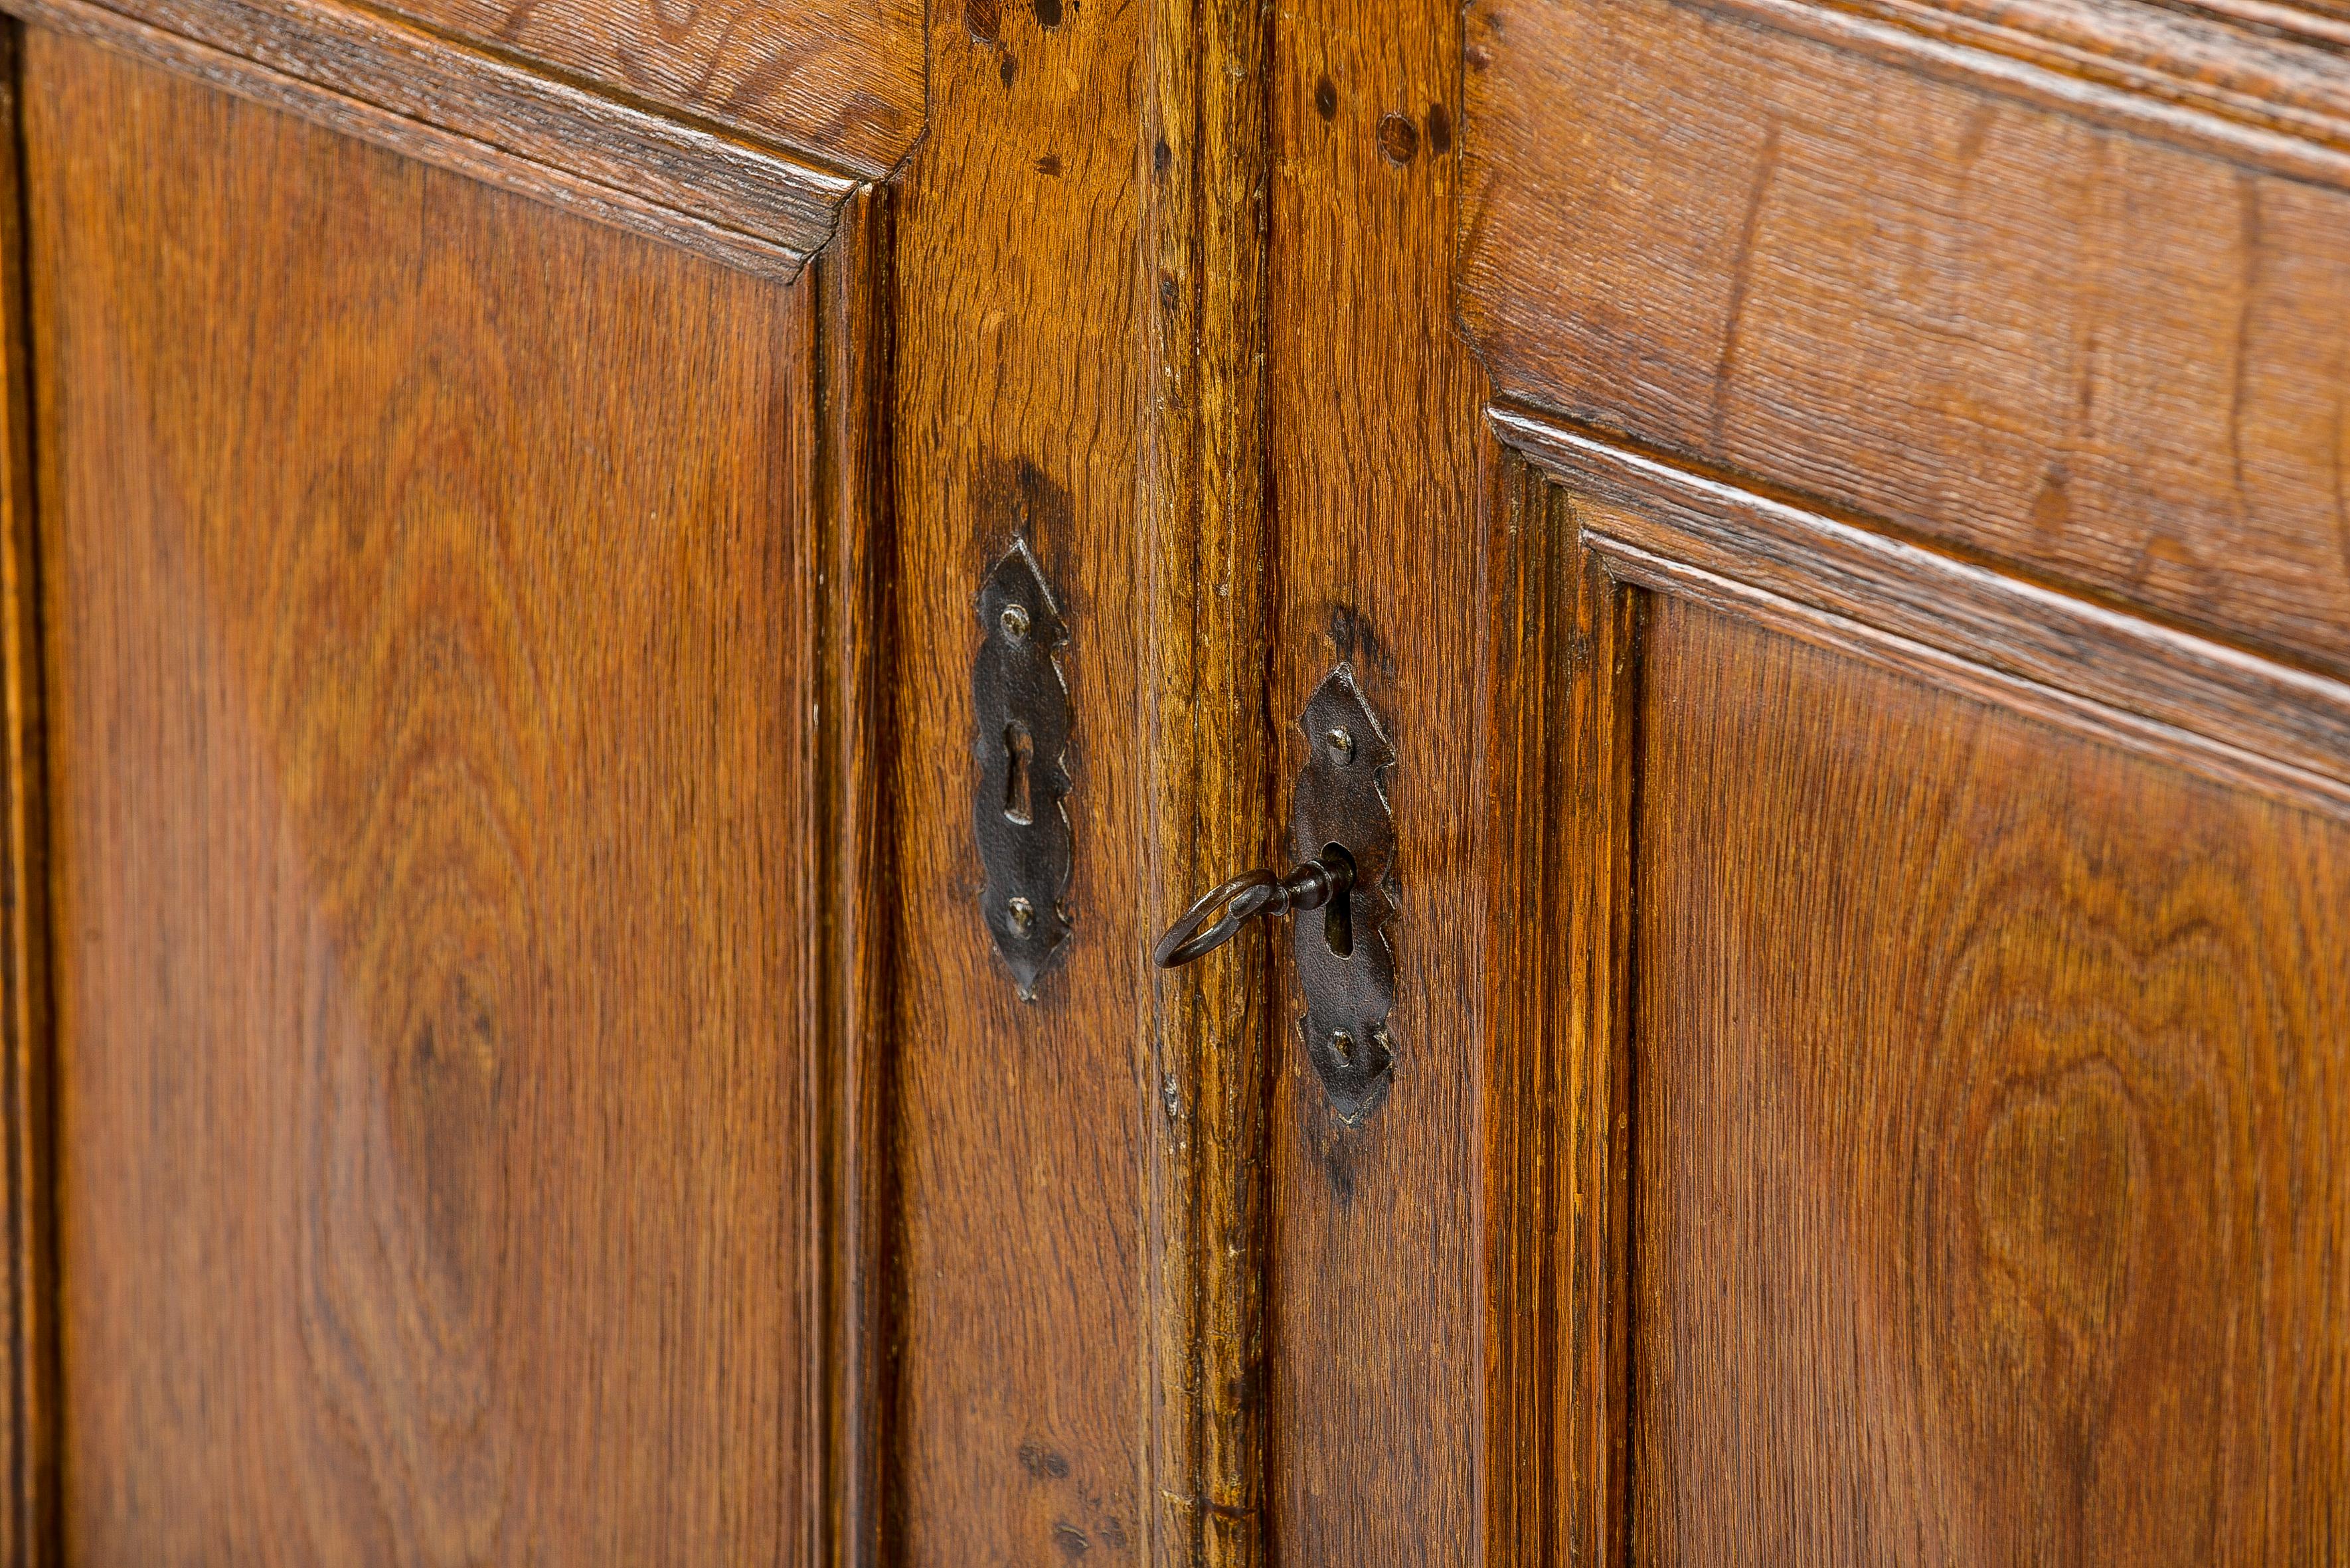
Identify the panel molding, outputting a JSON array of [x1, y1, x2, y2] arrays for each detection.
[[0, 23, 53, 1567], [808, 187, 897, 1568], [1494, 406, 2350, 822], [1139, 0, 1277, 1557], [1692, 0, 2350, 189], [1482, 451, 1639, 1568], [0, 0, 867, 277]]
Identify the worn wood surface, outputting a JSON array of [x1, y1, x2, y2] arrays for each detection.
[[884, 1, 1149, 1561], [1138, 0, 1274, 1559], [1265, 0, 1489, 1558], [1700, 0, 2350, 183], [1460, 0, 2350, 677], [353, 0, 923, 171], [811, 186, 896, 1568], [1501, 411, 2350, 821], [1483, 459, 1638, 1568], [0, 23, 54, 1567], [1, 0, 861, 277], [29, 35, 845, 1557], [1634, 601, 2350, 1563]]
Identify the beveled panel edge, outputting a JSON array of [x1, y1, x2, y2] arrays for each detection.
[[0, 25, 55, 1567], [807, 187, 898, 1568], [1492, 404, 2350, 821], [3, 0, 865, 279], [1687, 0, 2350, 191]]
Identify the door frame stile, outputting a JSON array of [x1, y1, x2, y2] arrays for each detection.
[[1137, 0, 1278, 1557]]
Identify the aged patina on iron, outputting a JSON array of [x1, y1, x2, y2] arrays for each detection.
[[972, 537, 1073, 998], [1151, 663, 1398, 1121]]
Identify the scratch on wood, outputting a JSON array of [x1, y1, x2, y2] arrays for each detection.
[[1711, 118, 1780, 453]]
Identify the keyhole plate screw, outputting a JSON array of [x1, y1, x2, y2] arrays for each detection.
[[1325, 726, 1355, 763], [1329, 1028, 1355, 1065], [1000, 603, 1031, 641], [1007, 895, 1035, 933]]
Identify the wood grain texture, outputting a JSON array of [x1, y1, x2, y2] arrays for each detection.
[[811, 186, 896, 1568], [885, 1, 1149, 1561], [1139, 0, 1274, 1559], [1634, 602, 2350, 1565], [2, 0, 860, 278], [1701, 0, 2350, 184], [0, 23, 55, 1567], [1265, 0, 1488, 1557], [1499, 410, 2350, 821], [1460, 0, 2350, 678], [355, 0, 923, 171], [1481, 457, 1639, 1568], [29, 35, 845, 1558], [78, 0, 921, 175]]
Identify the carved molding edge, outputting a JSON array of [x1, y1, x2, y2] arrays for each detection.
[[2, 0, 867, 277], [1693, 0, 2350, 189], [1491, 403, 2350, 823]]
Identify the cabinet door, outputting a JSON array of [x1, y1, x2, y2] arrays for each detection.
[[0, 12, 902, 1559], [1454, 1, 2350, 1562]]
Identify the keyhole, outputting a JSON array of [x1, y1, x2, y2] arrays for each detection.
[[1321, 842, 1355, 958], [1003, 722, 1035, 825]]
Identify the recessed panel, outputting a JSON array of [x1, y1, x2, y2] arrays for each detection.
[[1634, 601, 2350, 1563], [31, 35, 818, 1558]]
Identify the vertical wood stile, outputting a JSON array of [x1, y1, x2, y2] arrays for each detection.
[[1558, 473, 1640, 1567], [1482, 452, 1641, 1568], [0, 24, 51, 1566], [813, 185, 897, 1568], [1138, 0, 1276, 1557]]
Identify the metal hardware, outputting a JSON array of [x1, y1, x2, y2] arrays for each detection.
[[973, 538, 1073, 998], [1148, 662, 1399, 1123], [1291, 665, 1397, 1123], [1151, 852, 1352, 969]]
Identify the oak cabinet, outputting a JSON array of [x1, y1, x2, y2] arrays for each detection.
[[0, 0, 2342, 1562]]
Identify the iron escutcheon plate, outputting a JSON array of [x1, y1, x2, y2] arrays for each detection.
[[1290, 664, 1397, 1123], [972, 538, 1073, 998]]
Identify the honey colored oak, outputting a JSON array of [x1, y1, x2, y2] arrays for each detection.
[[1460, 0, 2350, 678], [1634, 601, 2350, 1564], [1264, 0, 1492, 1559], [5, 0, 2349, 1562], [29, 34, 831, 1558], [357, 0, 924, 170], [883, 3, 1151, 1561]]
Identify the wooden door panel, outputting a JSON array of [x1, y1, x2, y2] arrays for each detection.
[[1635, 600, 2350, 1564], [25, 33, 862, 1558], [1462, 5, 2350, 1553], [0, 0, 911, 281], [1459, 0, 2350, 678], [347, 0, 924, 170]]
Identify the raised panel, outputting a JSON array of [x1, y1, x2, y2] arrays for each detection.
[[26, 34, 845, 1557], [1632, 601, 2350, 1563]]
